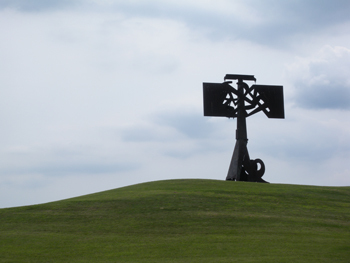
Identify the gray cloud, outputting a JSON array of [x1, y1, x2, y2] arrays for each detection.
[[4, 0, 350, 48], [296, 83, 350, 110], [0, 0, 80, 12], [121, 125, 163, 143], [120, 122, 184, 143], [154, 110, 217, 139], [119, 109, 231, 161], [102, 0, 350, 48], [46, 163, 138, 176], [1, 162, 138, 176], [248, 106, 350, 166], [257, 131, 346, 163], [230, 0, 350, 48], [250, 0, 350, 27], [121, 110, 219, 142], [0, 142, 141, 178], [287, 46, 350, 110]]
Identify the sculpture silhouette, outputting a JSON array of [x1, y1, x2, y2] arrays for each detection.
[[203, 74, 284, 183]]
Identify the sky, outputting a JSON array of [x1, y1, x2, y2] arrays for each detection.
[[1, 0, 350, 208]]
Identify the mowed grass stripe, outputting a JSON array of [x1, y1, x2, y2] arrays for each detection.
[[0, 179, 349, 262]]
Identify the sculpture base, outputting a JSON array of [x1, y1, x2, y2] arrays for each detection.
[[226, 140, 268, 183]]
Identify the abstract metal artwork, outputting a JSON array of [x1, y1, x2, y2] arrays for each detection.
[[203, 74, 284, 183]]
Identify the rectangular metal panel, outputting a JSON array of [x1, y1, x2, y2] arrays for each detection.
[[203, 82, 236, 117], [253, 85, 285, 119]]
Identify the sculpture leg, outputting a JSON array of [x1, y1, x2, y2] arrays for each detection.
[[226, 139, 247, 181]]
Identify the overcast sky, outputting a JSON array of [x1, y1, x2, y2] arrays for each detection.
[[1, 0, 350, 208]]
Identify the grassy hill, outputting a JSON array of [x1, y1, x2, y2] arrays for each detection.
[[0, 179, 349, 262]]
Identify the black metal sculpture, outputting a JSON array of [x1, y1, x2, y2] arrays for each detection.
[[203, 74, 284, 183]]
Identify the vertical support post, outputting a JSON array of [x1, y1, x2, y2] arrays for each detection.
[[226, 79, 248, 181]]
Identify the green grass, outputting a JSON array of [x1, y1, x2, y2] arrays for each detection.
[[0, 179, 349, 262]]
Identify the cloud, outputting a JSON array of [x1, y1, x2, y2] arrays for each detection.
[[237, 0, 350, 48], [0, 144, 141, 177], [287, 46, 350, 110], [4, 0, 350, 49], [120, 123, 178, 143], [120, 107, 224, 144], [1, 163, 138, 177], [255, 118, 349, 163], [119, 108, 231, 160], [250, 0, 350, 28], [0, 0, 80, 12], [99, 0, 350, 48], [154, 109, 217, 139]]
